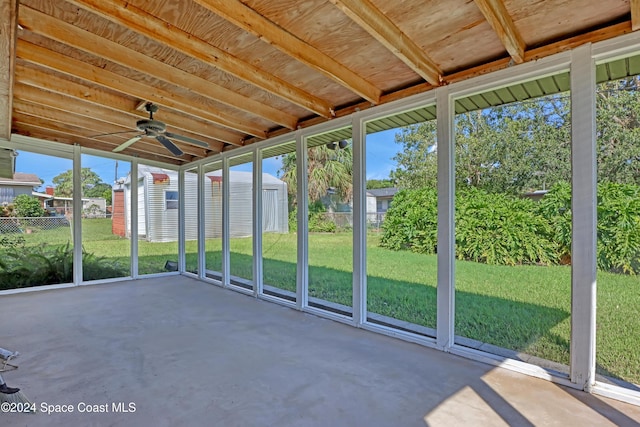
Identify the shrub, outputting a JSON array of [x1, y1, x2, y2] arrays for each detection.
[[287, 207, 338, 233], [535, 182, 572, 262], [309, 212, 337, 232], [597, 182, 640, 274], [12, 194, 46, 217], [455, 187, 557, 265], [0, 240, 128, 290], [380, 187, 438, 253], [381, 186, 557, 265]]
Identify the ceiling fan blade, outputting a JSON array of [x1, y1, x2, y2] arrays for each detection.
[[113, 135, 143, 152], [156, 135, 184, 156], [164, 132, 210, 148]]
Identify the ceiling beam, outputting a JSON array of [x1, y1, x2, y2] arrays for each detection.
[[65, 0, 334, 119], [0, 0, 18, 141], [329, 0, 442, 85], [15, 83, 212, 157], [17, 40, 257, 142], [632, 0, 640, 31], [15, 64, 230, 150], [19, 5, 297, 130], [193, 0, 382, 104], [473, 0, 525, 64]]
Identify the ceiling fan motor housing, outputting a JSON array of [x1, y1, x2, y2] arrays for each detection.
[[136, 119, 167, 136]]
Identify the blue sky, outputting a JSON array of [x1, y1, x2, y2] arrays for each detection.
[[15, 128, 402, 189]]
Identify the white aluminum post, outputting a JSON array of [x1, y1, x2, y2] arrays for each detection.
[[436, 87, 455, 350], [178, 169, 186, 273], [131, 160, 139, 278], [72, 145, 82, 285], [296, 130, 308, 309], [221, 156, 230, 287], [352, 117, 366, 325], [197, 164, 206, 279], [570, 43, 597, 390], [253, 149, 263, 296]]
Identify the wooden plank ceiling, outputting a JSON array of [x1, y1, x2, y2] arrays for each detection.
[[0, 0, 635, 165]]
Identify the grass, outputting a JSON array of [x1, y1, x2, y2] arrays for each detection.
[[6, 218, 640, 385]]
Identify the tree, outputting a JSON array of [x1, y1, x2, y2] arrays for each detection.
[[279, 143, 353, 207], [84, 182, 113, 205], [392, 78, 640, 194], [366, 179, 395, 189], [392, 94, 572, 194], [390, 121, 438, 189], [51, 168, 106, 197], [596, 76, 640, 185], [12, 194, 46, 217]]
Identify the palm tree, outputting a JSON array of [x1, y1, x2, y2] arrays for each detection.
[[279, 142, 352, 208]]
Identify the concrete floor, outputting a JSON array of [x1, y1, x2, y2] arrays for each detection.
[[2, 277, 640, 427]]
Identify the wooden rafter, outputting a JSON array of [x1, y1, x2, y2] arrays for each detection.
[[15, 64, 232, 149], [329, 0, 442, 85], [473, 0, 525, 64], [18, 5, 298, 131], [0, 0, 18, 141], [632, 0, 640, 31], [193, 0, 382, 104], [17, 40, 257, 142], [64, 0, 334, 119]]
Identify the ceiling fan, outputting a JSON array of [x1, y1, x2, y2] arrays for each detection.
[[110, 103, 210, 156]]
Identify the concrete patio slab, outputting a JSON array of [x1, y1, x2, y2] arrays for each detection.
[[1, 276, 639, 426]]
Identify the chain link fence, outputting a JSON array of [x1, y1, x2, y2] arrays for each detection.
[[319, 212, 388, 230], [0, 216, 71, 234]]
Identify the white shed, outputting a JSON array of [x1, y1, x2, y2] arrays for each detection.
[[122, 166, 288, 242]]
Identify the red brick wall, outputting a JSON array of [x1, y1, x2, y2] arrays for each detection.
[[111, 189, 126, 237]]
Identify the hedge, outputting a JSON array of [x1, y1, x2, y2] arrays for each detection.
[[380, 182, 640, 274]]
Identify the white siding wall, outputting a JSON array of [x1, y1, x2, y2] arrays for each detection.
[[146, 174, 178, 243], [228, 178, 253, 238]]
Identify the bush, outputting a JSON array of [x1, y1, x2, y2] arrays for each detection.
[[380, 187, 438, 253], [308, 212, 337, 232], [535, 182, 572, 262], [12, 194, 46, 217], [597, 182, 640, 274], [455, 187, 557, 265], [287, 207, 338, 233], [381, 186, 556, 266], [381, 182, 640, 274], [0, 240, 128, 290]]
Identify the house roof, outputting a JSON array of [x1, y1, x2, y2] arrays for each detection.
[[2, 1, 637, 166], [0, 172, 41, 186], [367, 187, 399, 198]]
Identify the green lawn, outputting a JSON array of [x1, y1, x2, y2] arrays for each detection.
[[7, 218, 640, 385]]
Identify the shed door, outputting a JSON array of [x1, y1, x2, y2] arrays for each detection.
[[262, 189, 278, 232]]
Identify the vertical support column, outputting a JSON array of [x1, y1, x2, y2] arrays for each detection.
[[436, 87, 456, 350], [222, 156, 230, 287], [178, 169, 186, 273], [72, 145, 82, 285], [197, 164, 206, 280], [253, 149, 263, 296], [352, 116, 367, 325], [570, 43, 597, 390], [131, 160, 139, 279], [296, 130, 308, 309]]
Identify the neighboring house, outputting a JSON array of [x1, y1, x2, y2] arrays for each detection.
[[366, 187, 398, 224], [0, 172, 41, 205], [114, 166, 288, 243], [32, 186, 107, 217]]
